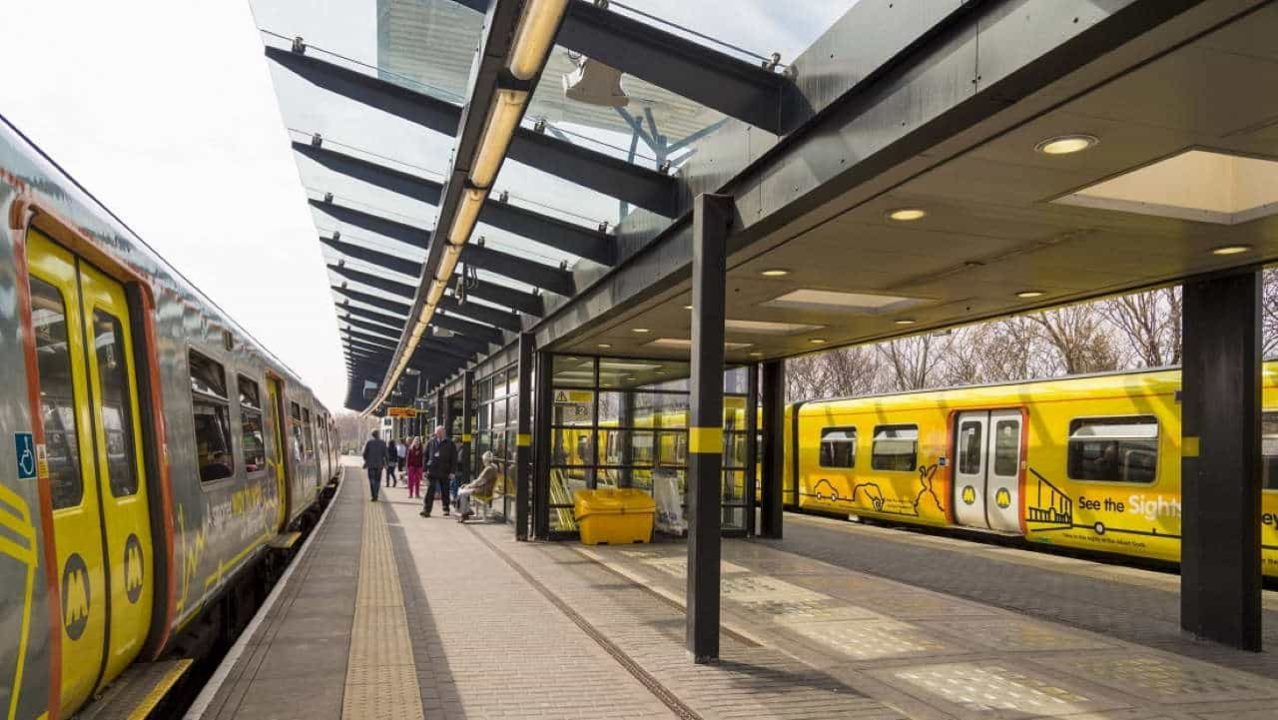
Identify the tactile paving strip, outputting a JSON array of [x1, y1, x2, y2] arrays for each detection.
[[892, 662, 1101, 716], [342, 502, 424, 720]]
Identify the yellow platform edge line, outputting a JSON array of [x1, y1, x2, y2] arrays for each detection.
[[127, 659, 194, 720]]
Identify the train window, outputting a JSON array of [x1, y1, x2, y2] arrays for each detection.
[[1067, 416, 1158, 483], [957, 421, 982, 474], [1262, 412, 1278, 491], [994, 420, 1020, 476], [289, 401, 303, 460], [237, 375, 266, 475], [871, 425, 918, 472], [31, 278, 84, 509], [189, 351, 233, 482], [302, 408, 315, 456], [819, 428, 856, 468], [93, 311, 140, 497]]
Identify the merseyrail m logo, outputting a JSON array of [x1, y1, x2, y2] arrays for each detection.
[[62, 553, 90, 641], [124, 534, 144, 604]]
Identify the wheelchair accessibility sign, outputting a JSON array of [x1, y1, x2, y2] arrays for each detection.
[[14, 432, 36, 481]]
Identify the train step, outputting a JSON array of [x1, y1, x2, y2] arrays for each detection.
[[267, 531, 303, 550], [78, 658, 193, 720]]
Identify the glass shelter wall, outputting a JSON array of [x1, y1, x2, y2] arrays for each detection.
[[549, 355, 749, 535], [474, 362, 519, 521]]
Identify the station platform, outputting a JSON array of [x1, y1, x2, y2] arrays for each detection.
[[192, 464, 1278, 719]]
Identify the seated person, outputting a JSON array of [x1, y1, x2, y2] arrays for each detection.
[[457, 451, 499, 521]]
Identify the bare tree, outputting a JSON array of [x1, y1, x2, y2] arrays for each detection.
[[938, 326, 986, 386], [334, 411, 375, 454], [823, 346, 884, 397], [1029, 305, 1120, 375], [878, 333, 949, 391], [1099, 286, 1182, 368], [1264, 268, 1278, 360]]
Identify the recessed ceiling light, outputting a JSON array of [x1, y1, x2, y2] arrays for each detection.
[[683, 304, 693, 310], [631, 327, 650, 333], [887, 208, 926, 222], [1016, 290, 1046, 299], [895, 319, 917, 326], [765, 288, 927, 315], [1035, 134, 1099, 155], [748, 352, 763, 358], [760, 269, 790, 277], [1212, 244, 1252, 256], [724, 319, 823, 335], [646, 338, 753, 350], [596, 343, 612, 348], [808, 338, 827, 345]]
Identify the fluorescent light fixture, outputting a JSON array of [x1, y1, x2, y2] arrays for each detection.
[[683, 304, 693, 310], [894, 319, 917, 326], [597, 343, 612, 348], [808, 338, 827, 345], [508, 0, 568, 80], [631, 327, 650, 334], [1213, 245, 1252, 256], [760, 268, 790, 277], [470, 90, 527, 188], [448, 189, 486, 245], [748, 352, 763, 358], [764, 288, 926, 315], [598, 361, 662, 371], [646, 338, 753, 350], [1016, 290, 1045, 299], [724, 318, 823, 335], [887, 208, 926, 222], [427, 281, 447, 305], [1055, 149, 1278, 225], [1035, 134, 1098, 155]]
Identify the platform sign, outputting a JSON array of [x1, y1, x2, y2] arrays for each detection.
[[387, 407, 418, 419], [554, 390, 593, 423], [14, 432, 36, 480]]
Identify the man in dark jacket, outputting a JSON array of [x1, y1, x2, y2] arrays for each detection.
[[362, 430, 388, 501], [421, 425, 458, 517]]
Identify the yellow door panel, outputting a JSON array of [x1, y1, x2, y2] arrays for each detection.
[[267, 378, 288, 530], [78, 262, 153, 687], [26, 231, 107, 716]]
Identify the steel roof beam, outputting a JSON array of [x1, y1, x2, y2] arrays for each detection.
[[297, 141, 616, 265], [320, 229, 574, 297], [330, 284, 521, 334], [311, 199, 431, 249], [330, 285, 411, 315], [344, 315, 491, 356], [446, 0, 793, 134], [339, 301, 504, 346], [328, 263, 541, 316], [269, 46, 678, 216]]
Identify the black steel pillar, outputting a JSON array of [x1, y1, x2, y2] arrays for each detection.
[[1181, 269, 1262, 650], [462, 369, 475, 476], [745, 363, 759, 537], [760, 359, 785, 539], [435, 387, 445, 433], [687, 193, 731, 664], [534, 350, 554, 539], [516, 333, 534, 541]]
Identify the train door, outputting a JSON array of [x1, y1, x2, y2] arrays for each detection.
[[266, 377, 289, 530], [27, 230, 154, 714], [952, 410, 1023, 532]]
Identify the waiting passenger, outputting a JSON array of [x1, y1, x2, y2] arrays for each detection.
[[397, 437, 408, 479], [362, 430, 388, 502], [421, 425, 458, 517], [457, 451, 499, 522], [385, 437, 399, 487], [405, 437, 424, 499]]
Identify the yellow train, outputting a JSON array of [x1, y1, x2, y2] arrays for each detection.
[[786, 363, 1278, 574]]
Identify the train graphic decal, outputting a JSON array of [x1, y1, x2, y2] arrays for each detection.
[[1025, 469, 1073, 529], [62, 553, 91, 641], [810, 463, 945, 518], [124, 534, 144, 604]]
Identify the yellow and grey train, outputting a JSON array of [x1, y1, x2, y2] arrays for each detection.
[[785, 363, 1278, 574], [0, 117, 340, 719]]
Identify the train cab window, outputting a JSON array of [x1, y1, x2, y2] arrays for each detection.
[[237, 375, 267, 475], [31, 278, 85, 509], [819, 428, 856, 468], [871, 425, 918, 472], [1067, 416, 1157, 483], [189, 350, 234, 482], [1262, 412, 1278, 491], [302, 408, 315, 456], [93, 311, 140, 496]]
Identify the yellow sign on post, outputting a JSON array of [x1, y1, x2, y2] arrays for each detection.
[[387, 407, 418, 418]]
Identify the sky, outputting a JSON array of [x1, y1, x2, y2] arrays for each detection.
[[1, 1, 352, 409], [1, 0, 857, 413]]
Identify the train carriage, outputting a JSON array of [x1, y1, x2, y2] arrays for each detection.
[[788, 364, 1278, 574], [0, 116, 340, 719]]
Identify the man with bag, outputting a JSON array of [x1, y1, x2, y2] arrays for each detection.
[[421, 425, 458, 517]]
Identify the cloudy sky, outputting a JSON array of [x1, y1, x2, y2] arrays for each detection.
[[2, 0, 855, 412]]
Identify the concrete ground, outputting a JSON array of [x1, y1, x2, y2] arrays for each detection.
[[196, 466, 1278, 719]]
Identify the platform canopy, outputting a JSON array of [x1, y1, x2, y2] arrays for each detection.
[[252, 0, 1278, 413]]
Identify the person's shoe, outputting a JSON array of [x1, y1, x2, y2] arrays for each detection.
[[444, 509, 451, 516], [420, 510, 430, 517], [461, 511, 474, 521]]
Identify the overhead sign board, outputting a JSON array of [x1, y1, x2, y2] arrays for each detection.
[[387, 407, 418, 418]]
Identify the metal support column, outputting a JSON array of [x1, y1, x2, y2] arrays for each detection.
[[745, 363, 759, 537], [435, 387, 445, 432], [760, 359, 785, 539], [534, 350, 554, 539], [686, 193, 731, 664], [516, 333, 534, 541], [462, 369, 475, 476], [1181, 269, 1262, 650]]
